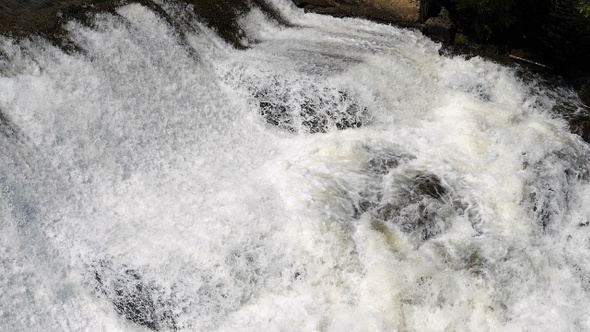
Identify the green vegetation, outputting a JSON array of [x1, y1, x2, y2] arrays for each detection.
[[451, 0, 519, 40], [580, 0, 590, 18], [454, 33, 469, 46], [450, 0, 590, 41]]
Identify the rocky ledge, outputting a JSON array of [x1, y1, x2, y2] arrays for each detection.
[[292, 0, 424, 26]]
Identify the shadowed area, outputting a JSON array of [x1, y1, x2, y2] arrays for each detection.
[[92, 260, 180, 331], [0, 0, 126, 36]]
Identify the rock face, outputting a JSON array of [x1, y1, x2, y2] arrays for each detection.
[[424, 7, 454, 44], [292, 0, 430, 26]]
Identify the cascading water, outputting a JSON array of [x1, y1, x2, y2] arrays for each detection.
[[1, 1, 589, 330]]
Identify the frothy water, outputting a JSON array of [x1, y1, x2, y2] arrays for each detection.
[[1, 1, 590, 331]]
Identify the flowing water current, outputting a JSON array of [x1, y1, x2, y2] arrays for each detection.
[[1, 1, 590, 330]]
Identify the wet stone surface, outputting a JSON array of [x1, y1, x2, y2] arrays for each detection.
[[350, 147, 466, 244], [251, 75, 370, 134], [370, 174, 452, 241], [0, 0, 289, 49], [256, 89, 367, 134], [92, 260, 180, 331]]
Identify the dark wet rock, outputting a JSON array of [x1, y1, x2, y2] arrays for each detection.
[[522, 149, 590, 231], [257, 92, 367, 134], [370, 174, 449, 241], [362, 145, 418, 176], [353, 154, 460, 243], [258, 99, 293, 130], [92, 260, 180, 331], [465, 250, 490, 278], [252, 77, 369, 134], [569, 74, 590, 108], [423, 7, 455, 44], [413, 174, 447, 200], [377, 200, 445, 241], [173, 0, 291, 49], [569, 114, 590, 144], [0, 108, 17, 137], [367, 152, 403, 175], [580, 80, 590, 107]]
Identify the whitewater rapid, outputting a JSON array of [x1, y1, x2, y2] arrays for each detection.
[[1, 1, 590, 331]]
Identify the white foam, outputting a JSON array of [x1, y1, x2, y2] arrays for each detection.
[[1, 0, 590, 330]]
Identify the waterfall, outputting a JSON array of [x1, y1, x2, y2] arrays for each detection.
[[1, 1, 589, 330]]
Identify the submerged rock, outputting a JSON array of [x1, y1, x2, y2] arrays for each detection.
[[350, 146, 464, 244], [250, 75, 370, 134], [92, 260, 180, 331], [256, 89, 367, 133], [371, 174, 451, 241], [569, 114, 590, 144]]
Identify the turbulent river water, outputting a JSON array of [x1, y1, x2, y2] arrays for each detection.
[[1, 1, 590, 331]]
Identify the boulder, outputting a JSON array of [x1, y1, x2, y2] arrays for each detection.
[[569, 114, 590, 144], [424, 7, 455, 44]]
